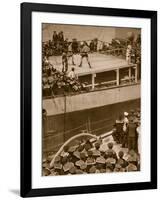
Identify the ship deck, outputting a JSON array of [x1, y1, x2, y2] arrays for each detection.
[[48, 53, 134, 76]]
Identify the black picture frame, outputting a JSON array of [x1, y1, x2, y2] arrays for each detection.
[[21, 2, 157, 197]]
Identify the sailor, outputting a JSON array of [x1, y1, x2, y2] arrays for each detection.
[[105, 142, 117, 160], [116, 151, 128, 168], [113, 164, 122, 172], [79, 41, 92, 68], [84, 139, 93, 151], [122, 112, 129, 147], [95, 156, 106, 172], [128, 117, 137, 151], [126, 150, 138, 172], [127, 149, 139, 167], [123, 112, 129, 127], [53, 156, 62, 172], [69, 166, 77, 174], [89, 166, 97, 174], [63, 161, 74, 174], [113, 114, 124, 144]]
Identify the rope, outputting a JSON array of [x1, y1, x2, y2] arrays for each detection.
[[91, 117, 111, 125], [44, 118, 112, 139], [50, 133, 98, 168], [91, 124, 111, 133], [44, 122, 87, 138]]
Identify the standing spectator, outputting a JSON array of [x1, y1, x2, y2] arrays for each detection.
[[57, 31, 64, 43], [72, 38, 79, 54], [63, 38, 69, 53], [52, 31, 58, 53], [128, 117, 137, 151], [123, 112, 129, 131], [126, 44, 132, 64], [122, 112, 129, 148], [113, 115, 124, 144], [62, 52, 68, 73], [57, 31, 64, 54]]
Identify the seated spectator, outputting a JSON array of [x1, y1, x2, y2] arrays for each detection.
[[116, 151, 128, 168], [68, 67, 77, 80], [63, 38, 69, 53], [127, 149, 139, 167], [105, 142, 117, 160]]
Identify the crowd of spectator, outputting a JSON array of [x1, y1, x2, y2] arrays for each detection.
[[42, 30, 99, 57], [42, 58, 88, 97], [42, 30, 141, 97], [42, 30, 141, 61], [42, 108, 140, 176], [43, 138, 140, 176], [113, 109, 140, 153]]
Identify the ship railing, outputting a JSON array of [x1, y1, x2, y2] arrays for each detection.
[[83, 64, 138, 91], [43, 63, 139, 99], [100, 47, 126, 57], [83, 80, 117, 89]]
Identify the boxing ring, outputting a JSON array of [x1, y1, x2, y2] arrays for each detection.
[[49, 52, 128, 75]]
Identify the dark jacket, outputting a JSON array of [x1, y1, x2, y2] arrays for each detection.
[[128, 122, 136, 137]]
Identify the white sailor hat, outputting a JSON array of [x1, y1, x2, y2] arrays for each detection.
[[124, 112, 129, 116]]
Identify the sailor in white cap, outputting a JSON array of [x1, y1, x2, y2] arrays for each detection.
[[123, 112, 129, 124], [122, 112, 129, 147]]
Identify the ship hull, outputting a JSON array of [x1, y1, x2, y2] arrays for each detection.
[[43, 83, 140, 153], [43, 83, 140, 116]]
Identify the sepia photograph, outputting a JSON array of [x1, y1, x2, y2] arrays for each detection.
[[20, 3, 157, 197], [42, 23, 141, 176]]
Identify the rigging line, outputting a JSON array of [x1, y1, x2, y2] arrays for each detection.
[[63, 94, 66, 143], [44, 123, 111, 140], [45, 120, 111, 139], [91, 124, 111, 132], [90, 117, 112, 125], [44, 123, 87, 139], [43, 35, 112, 45], [45, 117, 112, 138], [65, 123, 87, 134]]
